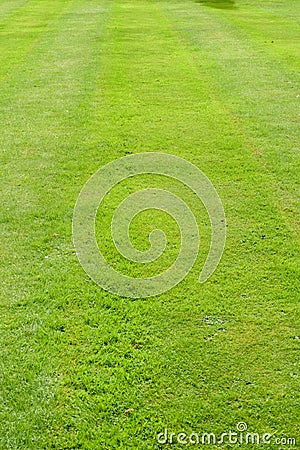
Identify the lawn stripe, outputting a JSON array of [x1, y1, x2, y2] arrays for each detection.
[[0, 0, 71, 83], [161, 1, 299, 238], [0, 0, 110, 447]]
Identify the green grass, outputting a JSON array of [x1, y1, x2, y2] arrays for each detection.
[[0, 0, 299, 448]]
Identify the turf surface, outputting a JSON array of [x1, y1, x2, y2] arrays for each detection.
[[0, 0, 299, 448]]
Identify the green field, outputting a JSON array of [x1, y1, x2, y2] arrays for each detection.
[[0, 0, 299, 448]]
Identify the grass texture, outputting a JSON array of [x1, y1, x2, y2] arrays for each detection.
[[0, 0, 299, 448]]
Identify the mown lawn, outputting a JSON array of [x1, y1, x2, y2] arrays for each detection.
[[0, 0, 299, 448]]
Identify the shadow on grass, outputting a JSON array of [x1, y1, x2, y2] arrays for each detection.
[[196, 0, 237, 10]]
